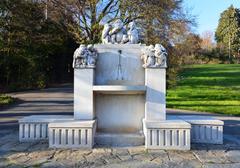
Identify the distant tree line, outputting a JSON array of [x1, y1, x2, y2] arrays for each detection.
[[0, 0, 200, 91]]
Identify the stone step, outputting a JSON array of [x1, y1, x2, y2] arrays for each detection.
[[95, 133, 145, 147]]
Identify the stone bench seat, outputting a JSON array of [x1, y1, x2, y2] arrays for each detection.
[[48, 120, 96, 149], [168, 115, 224, 144], [143, 119, 191, 150], [18, 115, 73, 142]]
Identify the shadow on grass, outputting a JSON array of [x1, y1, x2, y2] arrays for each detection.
[[178, 64, 240, 87], [167, 104, 240, 107]]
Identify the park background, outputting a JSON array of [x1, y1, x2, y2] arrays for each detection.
[[0, 0, 240, 116]]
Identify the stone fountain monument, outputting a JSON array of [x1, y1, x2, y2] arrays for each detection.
[[18, 19, 224, 150]]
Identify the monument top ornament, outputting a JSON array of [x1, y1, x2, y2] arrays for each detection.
[[73, 19, 168, 69], [101, 19, 139, 44]]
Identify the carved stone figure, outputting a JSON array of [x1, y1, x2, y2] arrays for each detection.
[[140, 47, 148, 67], [141, 44, 167, 68], [87, 44, 98, 67], [72, 44, 87, 68], [127, 21, 139, 44], [73, 44, 98, 68], [109, 19, 126, 44], [121, 34, 129, 44], [147, 45, 156, 66], [154, 44, 167, 67], [101, 23, 112, 44], [141, 45, 155, 68], [101, 20, 140, 44]]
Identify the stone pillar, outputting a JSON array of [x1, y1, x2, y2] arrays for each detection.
[[74, 68, 95, 120], [145, 68, 166, 120]]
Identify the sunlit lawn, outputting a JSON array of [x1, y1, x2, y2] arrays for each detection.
[[167, 64, 240, 116]]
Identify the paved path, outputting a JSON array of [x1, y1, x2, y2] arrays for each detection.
[[1, 86, 240, 140], [0, 129, 240, 168], [0, 87, 240, 167], [0, 87, 73, 129]]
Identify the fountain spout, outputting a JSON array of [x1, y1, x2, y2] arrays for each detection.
[[116, 49, 123, 80]]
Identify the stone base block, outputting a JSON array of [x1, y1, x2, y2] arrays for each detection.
[[95, 133, 144, 147], [170, 115, 224, 144], [48, 120, 96, 149], [143, 119, 191, 150], [18, 115, 73, 142]]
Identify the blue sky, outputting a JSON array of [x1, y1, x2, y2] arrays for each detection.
[[183, 0, 240, 35]]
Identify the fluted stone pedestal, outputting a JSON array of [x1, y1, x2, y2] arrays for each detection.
[[143, 119, 191, 150]]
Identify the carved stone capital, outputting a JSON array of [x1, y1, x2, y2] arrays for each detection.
[[73, 44, 98, 69], [141, 44, 167, 69]]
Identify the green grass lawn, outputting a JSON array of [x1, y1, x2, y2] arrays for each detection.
[[0, 94, 14, 106], [167, 64, 240, 116]]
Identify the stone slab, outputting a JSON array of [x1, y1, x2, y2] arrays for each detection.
[[19, 115, 73, 142], [93, 85, 146, 94], [18, 115, 73, 123], [168, 115, 224, 125], [95, 133, 145, 147], [168, 115, 224, 144], [49, 120, 95, 127], [144, 119, 191, 129], [49, 120, 96, 149], [143, 119, 191, 150]]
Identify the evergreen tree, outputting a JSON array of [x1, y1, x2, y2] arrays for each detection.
[[215, 5, 240, 61]]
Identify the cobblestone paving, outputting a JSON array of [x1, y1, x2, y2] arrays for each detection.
[[1, 129, 240, 168]]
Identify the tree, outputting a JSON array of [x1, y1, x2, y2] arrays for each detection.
[[48, 0, 121, 44], [0, 0, 75, 91], [201, 31, 215, 50], [171, 33, 202, 65], [215, 5, 240, 62], [48, 0, 192, 45]]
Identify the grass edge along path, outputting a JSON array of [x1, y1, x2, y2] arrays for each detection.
[[0, 94, 15, 107]]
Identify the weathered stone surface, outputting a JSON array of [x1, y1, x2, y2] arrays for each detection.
[[203, 163, 240, 168], [226, 150, 240, 163], [160, 161, 202, 168], [132, 153, 155, 162], [97, 160, 162, 168], [128, 146, 146, 155], [168, 151, 196, 162], [26, 150, 55, 166], [7, 152, 31, 165], [193, 150, 230, 164], [102, 154, 121, 164], [84, 148, 112, 167], [112, 148, 132, 161]]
